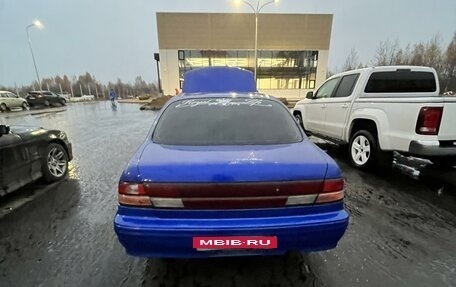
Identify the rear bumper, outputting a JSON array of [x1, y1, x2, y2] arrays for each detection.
[[409, 140, 456, 157], [114, 203, 349, 258]]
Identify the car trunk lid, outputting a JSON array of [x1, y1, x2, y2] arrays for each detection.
[[136, 141, 328, 183], [117, 141, 344, 209]]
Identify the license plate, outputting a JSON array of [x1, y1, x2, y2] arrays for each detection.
[[193, 236, 277, 250]]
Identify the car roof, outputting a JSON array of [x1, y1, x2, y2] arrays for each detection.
[[328, 65, 436, 80]]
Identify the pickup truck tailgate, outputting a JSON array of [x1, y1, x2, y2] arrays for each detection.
[[439, 97, 456, 140]]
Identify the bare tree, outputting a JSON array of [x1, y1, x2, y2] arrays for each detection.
[[410, 43, 426, 66], [342, 48, 360, 71], [423, 36, 444, 70], [373, 39, 401, 66], [443, 33, 456, 92]]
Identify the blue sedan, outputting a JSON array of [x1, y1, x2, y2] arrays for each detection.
[[114, 67, 348, 258]]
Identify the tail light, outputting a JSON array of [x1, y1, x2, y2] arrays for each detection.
[[118, 179, 344, 209], [118, 183, 146, 195], [416, 107, 443, 135], [315, 179, 344, 203], [118, 183, 151, 206]]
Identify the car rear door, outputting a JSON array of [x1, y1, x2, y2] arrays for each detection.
[[0, 133, 31, 195], [324, 74, 360, 140], [0, 93, 13, 107], [46, 92, 61, 103], [44, 92, 55, 102], [8, 93, 22, 107]]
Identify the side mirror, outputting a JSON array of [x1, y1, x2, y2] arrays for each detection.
[[0, 125, 10, 137], [306, 91, 314, 99]]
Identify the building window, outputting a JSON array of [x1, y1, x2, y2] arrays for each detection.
[[309, 80, 315, 89], [178, 50, 319, 90], [178, 50, 185, 61]]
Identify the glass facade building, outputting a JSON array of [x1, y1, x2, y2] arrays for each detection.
[[178, 50, 318, 90], [157, 12, 333, 98]]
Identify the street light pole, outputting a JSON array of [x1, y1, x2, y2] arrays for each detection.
[[26, 20, 43, 91], [254, 9, 258, 81], [236, 0, 279, 82]]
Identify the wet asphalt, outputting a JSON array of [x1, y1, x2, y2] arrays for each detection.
[[0, 102, 455, 287]]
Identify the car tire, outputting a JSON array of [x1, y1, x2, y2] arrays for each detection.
[[60, 99, 66, 106], [293, 112, 310, 136], [44, 100, 50, 107], [0, 103, 8, 112], [349, 130, 392, 170], [294, 113, 303, 128], [42, 143, 69, 182], [22, 102, 29, 110]]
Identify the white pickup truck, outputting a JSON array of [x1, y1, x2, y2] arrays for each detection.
[[292, 66, 456, 169]]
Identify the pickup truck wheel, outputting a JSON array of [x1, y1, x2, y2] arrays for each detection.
[[294, 113, 303, 128], [349, 130, 392, 170], [42, 143, 69, 182], [293, 113, 311, 136], [349, 130, 378, 169]]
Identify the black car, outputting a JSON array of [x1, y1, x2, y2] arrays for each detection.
[[26, 91, 67, 107], [0, 124, 73, 197]]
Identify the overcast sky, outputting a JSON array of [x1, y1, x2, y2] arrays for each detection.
[[1, 0, 455, 87]]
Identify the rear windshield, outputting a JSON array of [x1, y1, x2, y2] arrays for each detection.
[[364, 71, 436, 93], [152, 98, 302, 145]]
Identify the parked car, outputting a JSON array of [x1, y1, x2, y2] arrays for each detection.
[[26, 91, 67, 107], [114, 67, 349, 258], [0, 91, 28, 111], [0, 124, 73, 197], [292, 66, 456, 169]]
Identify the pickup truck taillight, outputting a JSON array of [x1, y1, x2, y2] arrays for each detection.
[[117, 179, 344, 209], [415, 107, 443, 135]]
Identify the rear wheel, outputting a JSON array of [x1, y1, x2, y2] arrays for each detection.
[[42, 143, 69, 182], [293, 112, 310, 136], [0, 103, 8, 112], [349, 130, 392, 170], [294, 113, 303, 128], [44, 100, 50, 107]]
